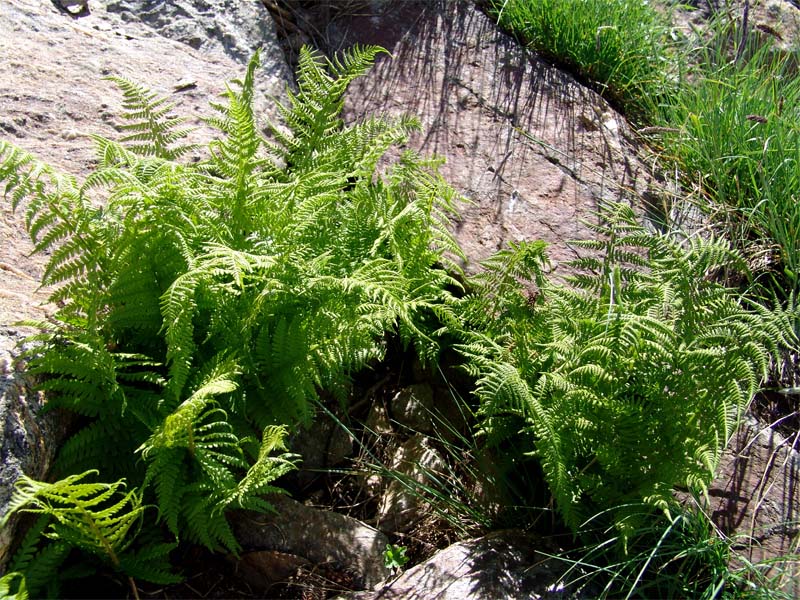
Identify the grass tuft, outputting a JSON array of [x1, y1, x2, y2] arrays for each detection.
[[489, 0, 673, 121]]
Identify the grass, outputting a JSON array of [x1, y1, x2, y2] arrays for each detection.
[[656, 34, 800, 295], [551, 500, 799, 599], [489, 0, 673, 121]]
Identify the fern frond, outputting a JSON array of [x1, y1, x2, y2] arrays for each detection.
[[269, 45, 389, 170], [224, 425, 298, 509], [118, 540, 181, 585], [105, 76, 196, 159], [143, 448, 186, 538], [4, 472, 146, 568], [4, 516, 70, 600]]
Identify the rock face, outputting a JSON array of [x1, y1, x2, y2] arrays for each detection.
[[103, 0, 291, 77], [331, 0, 657, 276], [0, 334, 69, 568], [377, 433, 448, 534], [701, 415, 800, 595], [0, 0, 290, 315], [390, 383, 436, 434]]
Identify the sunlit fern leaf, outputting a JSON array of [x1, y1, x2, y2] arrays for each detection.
[[142, 356, 240, 453], [220, 425, 299, 510], [269, 45, 389, 171], [2, 42, 467, 588], [3, 472, 145, 567], [105, 76, 197, 160], [461, 201, 798, 542]]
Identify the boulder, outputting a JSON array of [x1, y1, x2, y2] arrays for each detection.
[[287, 413, 354, 489], [231, 494, 391, 589], [102, 0, 291, 79], [377, 434, 448, 534], [330, 0, 658, 277], [347, 530, 592, 599]]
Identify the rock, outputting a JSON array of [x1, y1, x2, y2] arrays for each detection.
[[390, 383, 435, 433], [288, 414, 354, 488], [331, 0, 658, 277], [377, 434, 448, 533], [0, 1, 289, 180], [54, 0, 89, 17], [232, 550, 312, 591], [0, 333, 69, 568], [365, 401, 393, 437], [672, 1, 800, 56], [101, 0, 291, 80], [347, 530, 591, 599], [695, 414, 800, 596], [230, 494, 391, 589]]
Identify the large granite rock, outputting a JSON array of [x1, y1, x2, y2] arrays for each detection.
[[331, 0, 659, 276], [377, 433, 448, 534], [103, 0, 291, 78]]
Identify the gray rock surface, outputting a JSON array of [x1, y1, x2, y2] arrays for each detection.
[[288, 414, 354, 488], [102, 0, 291, 79], [231, 495, 392, 589], [0, 333, 69, 568], [348, 530, 589, 599], [390, 383, 436, 434]]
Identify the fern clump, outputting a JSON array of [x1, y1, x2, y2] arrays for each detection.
[[0, 471, 179, 598], [1, 44, 464, 592], [459, 203, 797, 541]]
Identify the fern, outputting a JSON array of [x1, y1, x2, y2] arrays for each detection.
[[1, 516, 70, 599], [460, 203, 798, 540], [268, 45, 389, 172], [2, 43, 468, 588], [1, 471, 180, 594], [106, 76, 197, 160]]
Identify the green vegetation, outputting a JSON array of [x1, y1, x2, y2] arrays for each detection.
[[383, 543, 410, 570], [1, 11, 799, 597], [490, 0, 800, 301], [0, 45, 464, 596], [459, 204, 794, 542], [658, 33, 800, 295], [559, 498, 797, 599], [485, 0, 800, 596], [491, 0, 672, 118]]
